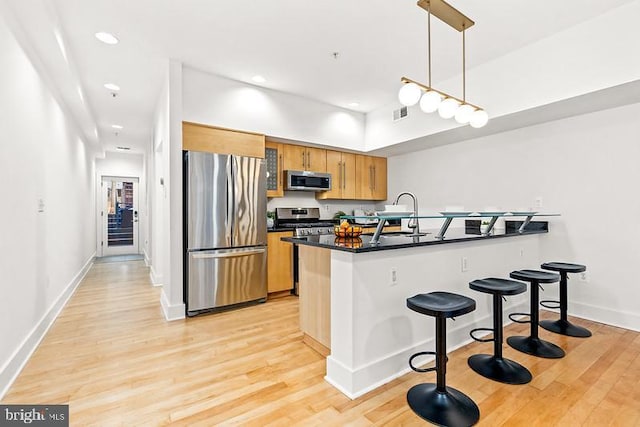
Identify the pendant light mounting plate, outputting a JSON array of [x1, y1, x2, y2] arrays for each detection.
[[417, 0, 474, 31]]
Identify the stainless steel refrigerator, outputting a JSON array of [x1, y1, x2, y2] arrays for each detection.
[[184, 151, 267, 316]]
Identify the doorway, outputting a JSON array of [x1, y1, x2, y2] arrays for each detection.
[[101, 176, 139, 256]]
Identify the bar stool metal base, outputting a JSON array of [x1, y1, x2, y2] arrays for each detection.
[[540, 319, 592, 338], [407, 383, 480, 427], [468, 354, 532, 385], [507, 335, 565, 359]]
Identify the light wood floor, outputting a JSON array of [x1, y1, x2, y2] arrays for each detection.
[[3, 260, 640, 426]]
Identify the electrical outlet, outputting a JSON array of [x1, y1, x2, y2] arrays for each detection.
[[461, 257, 469, 272], [580, 272, 588, 281], [324, 204, 330, 211], [535, 197, 543, 208], [519, 248, 524, 257], [390, 268, 398, 286]]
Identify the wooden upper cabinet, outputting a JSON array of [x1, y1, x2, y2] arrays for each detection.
[[282, 144, 326, 173], [355, 155, 387, 201], [182, 121, 265, 158], [305, 147, 327, 173], [317, 150, 356, 200], [372, 156, 387, 200], [265, 140, 284, 198], [283, 144, 306, 171]]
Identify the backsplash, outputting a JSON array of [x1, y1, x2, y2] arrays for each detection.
[[267, 192, 380, 220]]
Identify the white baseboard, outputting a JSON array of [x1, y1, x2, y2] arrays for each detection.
[[0, 253, 95, 400], [149, 266, 163, 287], [161, 289, 185, 321], [567, 301, 639, 332], [143, 250, 150, 267], [325, 300, 528, 399]]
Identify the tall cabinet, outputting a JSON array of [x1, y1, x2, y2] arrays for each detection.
[[355, 155, 387, 201]]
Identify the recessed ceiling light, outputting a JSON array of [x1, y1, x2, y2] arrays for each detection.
[[95, 32, 119, 45], [348, 102, 360, 107], [112, 124, 123, 129], [252, 75, 266, 83], [104, 83, 120, 91]]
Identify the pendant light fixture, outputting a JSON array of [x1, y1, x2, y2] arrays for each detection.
[[398, 0, 488, 128]]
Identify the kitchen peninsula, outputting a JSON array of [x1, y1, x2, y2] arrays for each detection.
[[282, 213, 557, 399]]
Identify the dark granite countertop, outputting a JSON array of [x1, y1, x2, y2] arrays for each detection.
[[281, 227, 548, 253], [268, 227, 295, 233]]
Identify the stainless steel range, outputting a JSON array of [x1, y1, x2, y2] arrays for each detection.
[[275, 207, 335, 296], [275, 207, 335, 236]]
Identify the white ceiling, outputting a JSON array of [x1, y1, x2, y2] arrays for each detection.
[[5, 0, 636, 153]]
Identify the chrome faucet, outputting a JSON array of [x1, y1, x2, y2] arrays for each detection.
[[394, 191, 421, 236]]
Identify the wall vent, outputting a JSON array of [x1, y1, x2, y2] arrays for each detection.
[[392, 106, 408, 122]]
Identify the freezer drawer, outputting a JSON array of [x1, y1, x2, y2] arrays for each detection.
[[187, 247, 267, 313]]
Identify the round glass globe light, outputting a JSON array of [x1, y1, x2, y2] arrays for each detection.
[[454, 104, 475, 124], [419, 91, 442, 113], [469, 109, 489, 128], [438, 98, 459, 119], [398, 83, 422, 106]]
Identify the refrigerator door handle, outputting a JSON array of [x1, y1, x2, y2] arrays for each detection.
[[226, 155, 234, 244], [192, 248, 266, 259], [230, 155, 238, 240]]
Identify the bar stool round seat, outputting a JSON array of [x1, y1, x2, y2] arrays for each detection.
[[507, 270, 565, 359], [468, 278, 532, 385], [407, 291, 477, 318], [539, 262, 591, 338], [407, 291, 479, 427]]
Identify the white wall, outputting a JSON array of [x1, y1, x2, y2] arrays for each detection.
[[386, 102, 640, 331], [95, 151, 146, 257], [182, 67, 365, 150], [365, 0, 640, 150], [150, 60, 185, 320], [166, 60, 184, 319], [0, 14, 96, 397]]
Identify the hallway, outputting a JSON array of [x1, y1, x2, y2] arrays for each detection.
[[2, 260, 639, 425]]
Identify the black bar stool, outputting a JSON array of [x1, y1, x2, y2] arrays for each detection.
[[507, 270, 565, 358], [468, 278, 532, 384], [539, 262, 591, 337], [406, 291, 479, 427]]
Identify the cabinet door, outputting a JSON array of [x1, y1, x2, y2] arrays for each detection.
[[355, 154, 374, 200], [182, 122, 265, 157], [305, 147, 327, 173], [371, 156, 387, 200], [317, 150, 342, 200], [341, 152, 357, 200], [265, 141, 284, 198], [267, 231, 293, 293], [283, 144, 306, 171]]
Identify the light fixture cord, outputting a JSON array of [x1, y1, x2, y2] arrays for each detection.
[[462, 25, 466, 102], [427, 5, 432, 87]]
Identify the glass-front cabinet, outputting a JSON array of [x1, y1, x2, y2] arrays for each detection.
[[265, 140, 284, 197]]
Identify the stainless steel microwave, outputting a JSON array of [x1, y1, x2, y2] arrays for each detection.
[[285, 170, 332, 191]]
